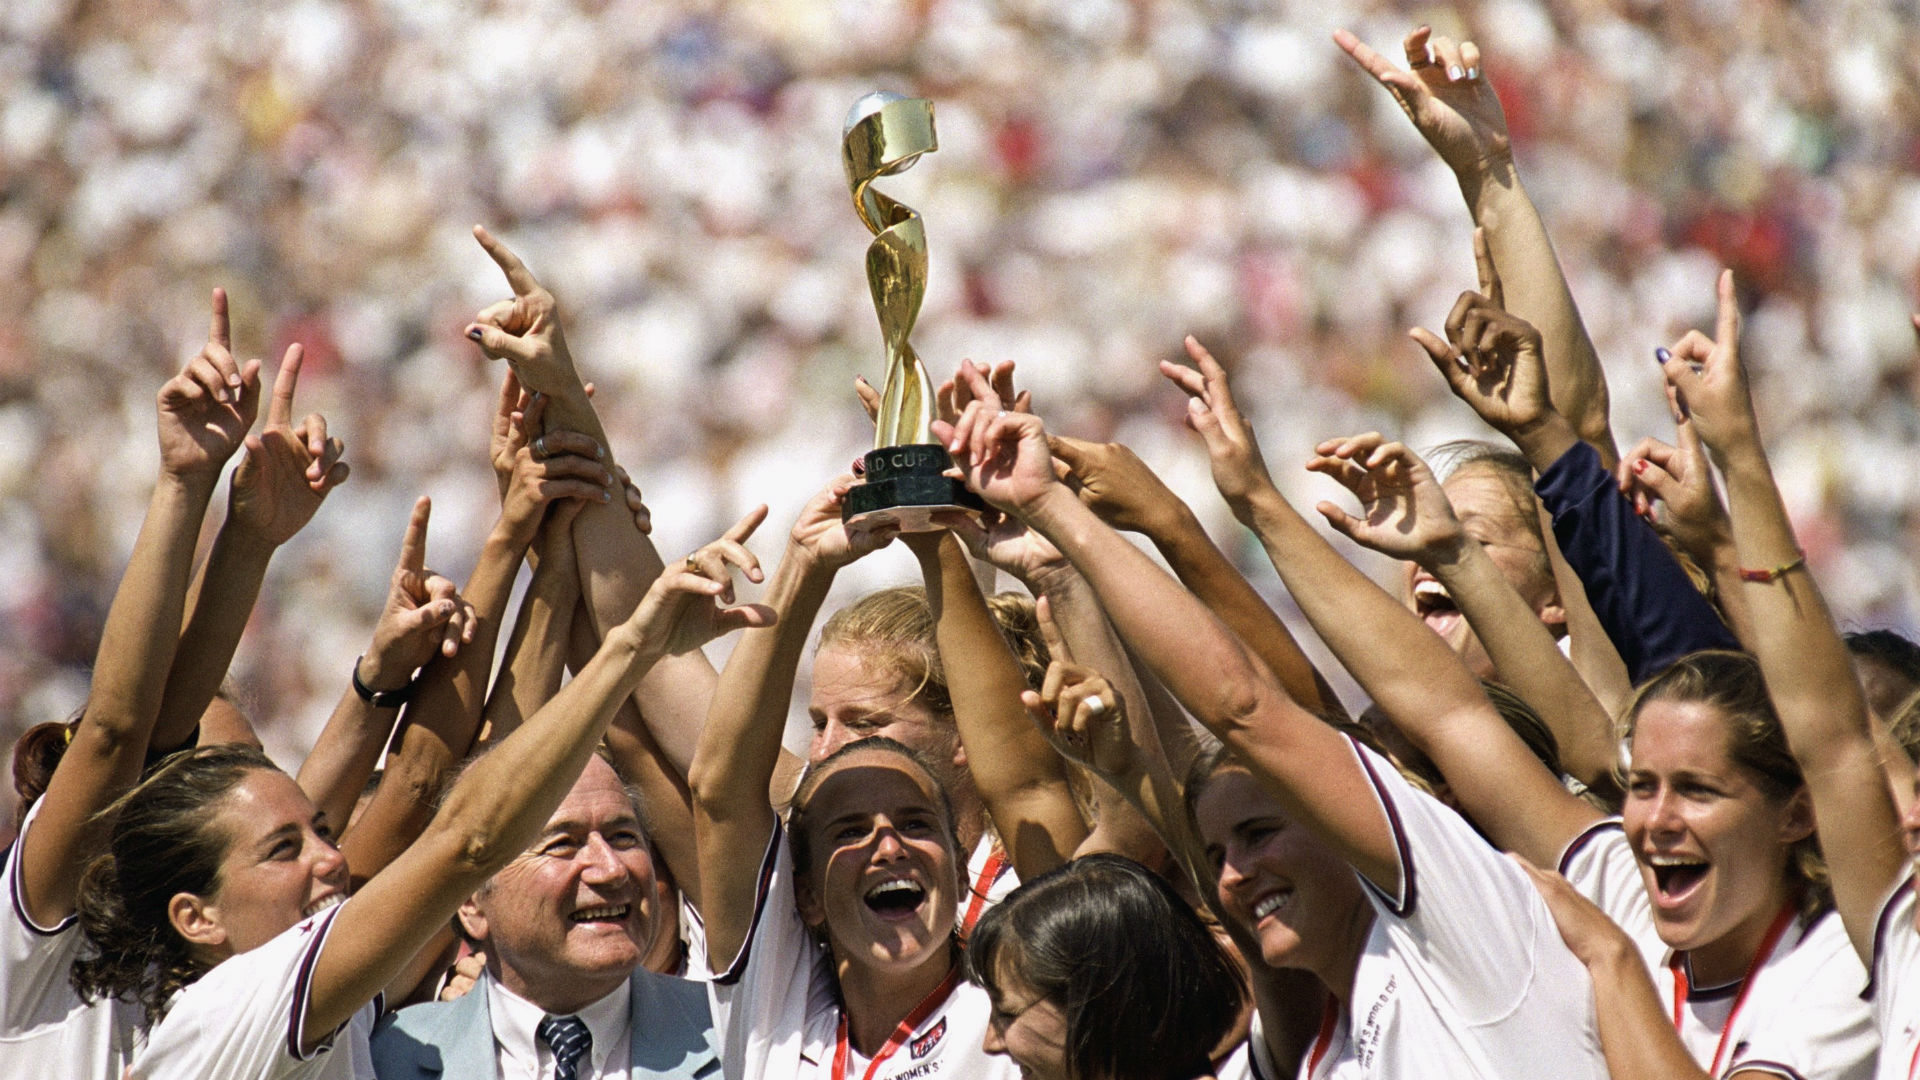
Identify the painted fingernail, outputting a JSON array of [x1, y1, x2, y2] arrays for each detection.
[[1448, 64, 1464, 80], [1466, 67, 1479, 79], [1632, 459, 1647, 474], [467, 327, 483, 341], [1654, 347, 1671, 365]]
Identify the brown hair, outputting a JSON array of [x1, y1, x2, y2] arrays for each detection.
[[11, 717, 80, 831], [70, 744, 279, 1026], [1624, 651, 1829, 921]]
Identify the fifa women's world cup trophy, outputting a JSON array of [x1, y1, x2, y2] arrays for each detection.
[[839, 92, 985, 531]]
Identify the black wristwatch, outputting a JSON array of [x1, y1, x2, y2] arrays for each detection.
[[351, 655, 417, 709]]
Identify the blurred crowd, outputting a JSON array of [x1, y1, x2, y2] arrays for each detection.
[[4, 0, 1919, 816]]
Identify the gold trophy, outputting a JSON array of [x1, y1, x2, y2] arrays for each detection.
[[840, 91, 984, 531]]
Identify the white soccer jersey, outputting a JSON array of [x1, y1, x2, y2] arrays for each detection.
[[959, 835, 1016, 937], [1560, 819, 1876, 1079], [129, 905, 377, 1080], [1868, 880, 1920, 1080], [1307, 740, 1610, 1080], [706, 826, 1019, 1080], [0, 801, 143, 1079]]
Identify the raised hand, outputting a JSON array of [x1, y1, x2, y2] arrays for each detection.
[[1306, 434, 1466, 565], [488, 368, 531, 499], [1617, 408, 1729, 562], [629, 507, 778, 656], [1021, 596, 1133, 777], [1334, 26, 1511, 179], [1047, 435, 1184, 536], [1656, 270, 1756, 458], [932, 402, 1060, 518], [788, 475, 899, 571], [157, 288, 262, 480], [464, 225, 578, 397], [1157, 336, 1276, 515], [359, 497, 476, 693], [228, 344, 349, 546], [496, 395, 613, 547], [1412, 232, 1552, 437], [938, 505, 1069, 589]]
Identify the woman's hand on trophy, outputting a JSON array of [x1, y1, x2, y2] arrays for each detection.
[[464, 225, 581, 398], [933, 403, 1060, 519], [939, 359, 1029, 426], [788, 474, 899, 573]]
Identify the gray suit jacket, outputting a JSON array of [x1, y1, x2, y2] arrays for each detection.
[[368, 969, 720, 1080]]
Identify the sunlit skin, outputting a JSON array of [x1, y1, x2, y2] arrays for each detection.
[[793, 754, 960, 978], [981, 957, 1071, 1080], [1193, 767, 1374, 1005], [173, 768, 349, 962], [458, 757, 659, 1014], [1403, 466, 1564, 679], [1622, 698, 1811, 985], [808, 645, 984, 850], [197, 695, 263, 750]]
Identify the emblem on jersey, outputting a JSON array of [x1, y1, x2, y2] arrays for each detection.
[[910, 1018, 946, 1059]]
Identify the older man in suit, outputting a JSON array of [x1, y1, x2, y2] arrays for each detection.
[[371, 754, 718, 1080]]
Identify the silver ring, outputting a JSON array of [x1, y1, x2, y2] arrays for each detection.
[[531, 435, 548, 459], [1084, 694, 1107, 718]]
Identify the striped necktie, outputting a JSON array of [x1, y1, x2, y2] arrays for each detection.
[[537, 1014, 592, 1080]]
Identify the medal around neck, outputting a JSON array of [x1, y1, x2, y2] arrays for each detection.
[[840, 92, 984, 532]]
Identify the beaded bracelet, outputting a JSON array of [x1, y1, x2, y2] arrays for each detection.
[[1735, 551, 1806, 584]]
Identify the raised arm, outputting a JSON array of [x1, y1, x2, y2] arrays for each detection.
[[1418, 236, 1738, 682], [465, 232, 717, 784], [21, 291, 254, 926], [1659, 273, 1906, 958], [1151, 341, 1598, 867], [307, 516, 771, 1047], [689, 482, 891, 970], [156, 343, 349, 749], [294, 498, 473, 833], [1310, 432, 1618, 794], [1337, 25, 1615, 464], [1047, 434, 1343, 718], [910, 533, 1086, 879], [934, 404, 1401, 893], [479, 501, 586, 745]]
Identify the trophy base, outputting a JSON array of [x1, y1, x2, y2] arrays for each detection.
[[843, 444, 985, 533]]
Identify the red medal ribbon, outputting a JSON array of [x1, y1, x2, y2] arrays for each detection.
[[960, 847, 1010, 937], [1667, 901, 1798, 1076], [831, 967, 962, 1080], [1305, 997, 1341, 1078]]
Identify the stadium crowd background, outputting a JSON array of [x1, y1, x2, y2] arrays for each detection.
[[3, 0, 1919, 834]]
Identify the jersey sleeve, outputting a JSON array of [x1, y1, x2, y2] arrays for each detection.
[[1350, 738, 1589, 1027], [0, 802, 83, 1035], [1558, 818, 1658, 948], [1868, 880, 1920, 1075], [1724, 912, 1875, 1080], [706, 824, 826, 1080], [130, 905, 366, 1080]]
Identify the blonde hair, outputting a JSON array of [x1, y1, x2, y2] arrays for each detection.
[[817, 586, 1051, 718]]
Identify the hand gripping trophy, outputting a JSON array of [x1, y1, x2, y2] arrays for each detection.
[[840, 92, 986, 531]]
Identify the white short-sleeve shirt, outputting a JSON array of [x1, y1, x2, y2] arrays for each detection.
[[705, 825, 1018, 1080], [1868, 880, 1920, 1080], [1307, 741, 1610, 1080], [128, 905, 377, 1080], [1560, 819, 1876, 1079], [959, 836, 1016, 937], [0, 801, 143, 1079]]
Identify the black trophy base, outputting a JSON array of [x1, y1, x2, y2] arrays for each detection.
[[843, 444, 985, 533]]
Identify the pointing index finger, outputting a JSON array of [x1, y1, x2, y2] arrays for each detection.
[[723, 504, 770, 545], [1715, 269, 1739, 352], [472, 224, 542, 297], [1034, 595, 1074, 666], [268, 343, 302, 429], [398, 496, 431, 576], [209, 287, 231, 353]]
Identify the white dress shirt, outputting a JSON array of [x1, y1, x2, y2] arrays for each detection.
[[488, 976, 633, 1080]]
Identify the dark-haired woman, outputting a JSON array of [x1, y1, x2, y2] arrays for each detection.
[[67, 515, 766, 1080], [970, 854, 1243, 1080]]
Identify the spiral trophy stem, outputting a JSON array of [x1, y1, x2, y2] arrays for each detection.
[[840, 93, 984, 531]]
